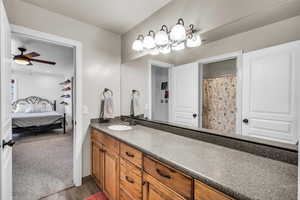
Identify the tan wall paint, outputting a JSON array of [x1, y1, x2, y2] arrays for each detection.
[[6, 0, 121, 177], [121, 15, 300, 115], [122, 0, 300, 63]]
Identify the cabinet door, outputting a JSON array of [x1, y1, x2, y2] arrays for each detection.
[[104, 149, 119, 200], [143, 173, 186, 200], [92, 141, 105, 188], [92, 141, 101, 183]]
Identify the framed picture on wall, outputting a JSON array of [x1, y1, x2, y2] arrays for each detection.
[[11, 79, 17, 103]]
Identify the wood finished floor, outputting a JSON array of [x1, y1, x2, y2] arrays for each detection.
[[39, 176, 100, 200]]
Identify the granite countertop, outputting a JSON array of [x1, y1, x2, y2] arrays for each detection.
[[90, 121, 297, 200]]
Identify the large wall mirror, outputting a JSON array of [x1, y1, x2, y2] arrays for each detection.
[[121, 41, 300, 148]]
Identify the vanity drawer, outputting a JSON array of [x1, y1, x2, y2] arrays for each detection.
[[91, 128, 105, 143], [195, 180, 233, 200], [143, 156, 192, 199], [120, 143, 142, 168], [120, 158, 142, 200], [91, 128, 119, 154]]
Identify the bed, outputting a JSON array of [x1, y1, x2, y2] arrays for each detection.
[[12, 96, 66, 135]]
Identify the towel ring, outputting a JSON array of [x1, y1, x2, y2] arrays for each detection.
[[132, 89, 140, 96], [103, 88, 113, 97]]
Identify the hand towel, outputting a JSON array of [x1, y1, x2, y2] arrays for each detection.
[[103, 96, 114, 119], [130, 93, 142, 117]]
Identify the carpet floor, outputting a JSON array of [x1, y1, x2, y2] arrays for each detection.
[[13, 130, 73, 200]]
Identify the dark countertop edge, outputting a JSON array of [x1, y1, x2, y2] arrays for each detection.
[[123, 116, 298, 153], [90, 123, 252, 200]]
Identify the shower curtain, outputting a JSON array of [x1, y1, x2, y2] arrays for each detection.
[[202, 75, 236, 134]]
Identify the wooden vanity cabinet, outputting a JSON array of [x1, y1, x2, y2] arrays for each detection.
[[91, 128, 234, 200]]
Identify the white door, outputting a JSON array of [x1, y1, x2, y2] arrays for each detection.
[[242, 41, 300, 144], [0, 1, 13, 200], [170, 62, 199, 127]]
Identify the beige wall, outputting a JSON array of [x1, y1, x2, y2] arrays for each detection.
[[121, 15, 300, 116], [122, 0, 300, 63], [6, 0, 121, 177]]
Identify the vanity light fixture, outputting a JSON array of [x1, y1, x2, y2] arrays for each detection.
[[132, 18, 202, 55]]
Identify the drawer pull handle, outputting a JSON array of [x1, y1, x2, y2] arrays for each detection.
[[125, 152, 134, 158], [125, 176, 135, 184], [156, 169, 171, 179]]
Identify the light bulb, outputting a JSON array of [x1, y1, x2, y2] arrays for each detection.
[[186, 34, 202, 48], [159, 45, 171, 54], [143, 35, 155, 49], [170, 24, 186, 41], [150, 48, 159, 55], [172, 42, 185, 51], [14, 57, 30, 65], [132, 39, 143, 51], [155, 30, 169, 46]]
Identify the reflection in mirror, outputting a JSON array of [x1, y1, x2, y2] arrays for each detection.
[[121, 41, 300, 147], [202, 59, 237, 135]]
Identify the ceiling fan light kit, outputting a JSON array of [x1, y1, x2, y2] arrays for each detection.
[[13, 55, 30, 65], [13, 47, 56, 66], [132, 18, 202, 55]]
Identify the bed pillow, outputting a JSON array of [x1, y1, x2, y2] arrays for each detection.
[[25, 104, 43, 113], [41, 103, 53, 112], [15, 104, 28, 113]]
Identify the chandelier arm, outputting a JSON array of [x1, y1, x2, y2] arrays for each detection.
[[148, 30, 155, 37], [161, 25, 169, 32]]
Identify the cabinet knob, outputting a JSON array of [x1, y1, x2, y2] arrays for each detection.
[[192, 113, 197, 118], [243, 119, 249, 124]]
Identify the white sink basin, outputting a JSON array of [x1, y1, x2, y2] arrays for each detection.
[[108, 125, 132, 131]]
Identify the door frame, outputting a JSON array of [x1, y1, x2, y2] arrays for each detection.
[[147, 60, 173, 121], [197, 51, 243, 135], [10, 25, 83, 186]]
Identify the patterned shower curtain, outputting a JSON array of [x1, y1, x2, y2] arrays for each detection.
[[202, 75, 236, 134]]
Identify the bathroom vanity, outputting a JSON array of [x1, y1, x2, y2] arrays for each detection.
[[90, 120, 297, 200]]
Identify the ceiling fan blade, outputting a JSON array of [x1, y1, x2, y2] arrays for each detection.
[[24, 52, 40, 58], [29, 58, 56, 65]]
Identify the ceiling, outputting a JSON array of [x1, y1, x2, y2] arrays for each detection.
[[20, 0, 172, 34], [12, 33, 74, 76]]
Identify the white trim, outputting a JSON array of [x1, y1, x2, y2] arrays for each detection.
[[197, 51, 243, 64], [198, 51, 243, 135], [147, 60, 173, 120], [11, 25, 83, 186]]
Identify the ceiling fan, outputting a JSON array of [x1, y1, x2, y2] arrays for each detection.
[[13, 47, 56, 66]]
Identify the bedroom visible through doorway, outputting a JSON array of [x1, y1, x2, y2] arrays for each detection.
[[11, 33, 75, 200]]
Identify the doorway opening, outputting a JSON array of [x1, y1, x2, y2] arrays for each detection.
[[11, 32, 76, 200], [148, 60, 173, 122], [151, 66, 169, 122], [201, 58, 238, 135]]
